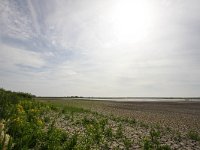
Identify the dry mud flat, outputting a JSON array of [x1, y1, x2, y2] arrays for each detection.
[[103, 101, 200, 133], [50, 99, 200, 133], [40, 99, 200, 149]]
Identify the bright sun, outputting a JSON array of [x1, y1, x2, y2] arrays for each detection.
[[109, 0, 155, 44]]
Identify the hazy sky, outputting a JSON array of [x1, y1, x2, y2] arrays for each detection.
[[0, 0, 200, 96]]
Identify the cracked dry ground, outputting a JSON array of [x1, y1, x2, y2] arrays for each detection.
[[40, 99, 200, 149]]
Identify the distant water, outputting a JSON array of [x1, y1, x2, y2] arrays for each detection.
[[85, 98, 200, 102]]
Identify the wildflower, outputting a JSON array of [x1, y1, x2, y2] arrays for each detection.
[[36, 119, 43, 126], [13, 117, 23, 125], [16, 104, 25, 113], [29, 109, 39, 113]]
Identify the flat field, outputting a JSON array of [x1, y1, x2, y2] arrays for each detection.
[[37, 98, 200, 149]]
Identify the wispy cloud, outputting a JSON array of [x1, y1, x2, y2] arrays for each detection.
[[0, 43, 45, 69]]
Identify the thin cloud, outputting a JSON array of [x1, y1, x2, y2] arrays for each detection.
[[0, 0, 200, 96]]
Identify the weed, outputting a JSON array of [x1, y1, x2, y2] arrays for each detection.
[[140, 122, 149, 129], [99, 118, 108, 132], [65, 134, 78, 150], [105, 127, 113, 139], [82, 117, 96, 126], [187, 130, 200, 141], [157, 145, 171, 150], [123, 137, 132, 150], [150, 128, 160, 143], [173, 131, 182, 142], [143, 137, 153, 150], [142, 128, 171, 150], [115, 124, 123, 139], [86, 123, 102, 144], [44, 116, 51, 123], [129, 118, 136, 125]]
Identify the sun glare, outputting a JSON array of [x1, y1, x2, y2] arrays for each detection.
[[109, 0, 155, 44]]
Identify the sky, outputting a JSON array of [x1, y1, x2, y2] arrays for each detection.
[[0, 0, 200, 97]]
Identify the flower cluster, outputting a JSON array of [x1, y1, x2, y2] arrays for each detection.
[[16, 104, 25, 114], [36, 119, 43, 126]]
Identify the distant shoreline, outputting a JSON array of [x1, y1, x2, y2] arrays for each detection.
[[36, 97, 200, 102], [36, 96, 200, 99]]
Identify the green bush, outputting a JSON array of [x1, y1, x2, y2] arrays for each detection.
[[0, 88, 34, 119]]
